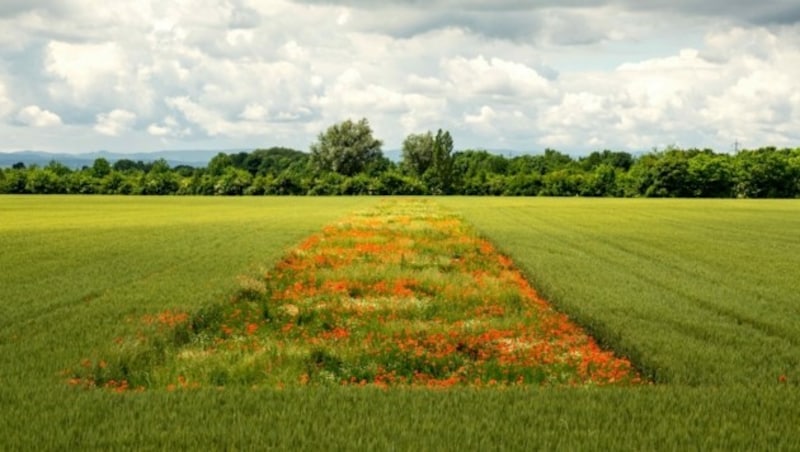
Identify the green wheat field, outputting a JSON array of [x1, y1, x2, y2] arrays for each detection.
[[1, 196, 799, 450]]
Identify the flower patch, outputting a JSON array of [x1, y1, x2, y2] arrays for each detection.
[[70, 200, 642, 390]]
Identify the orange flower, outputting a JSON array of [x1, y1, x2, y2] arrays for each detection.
[[79, 200, 644, 391], [246, 323, 259, 335]]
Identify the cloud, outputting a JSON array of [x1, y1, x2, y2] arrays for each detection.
[[45, 41, 122, 80], [464, 105, 497, 127], [400, 94, 447, 133], [166, 96, 266, 137], [43, 40, 133, 113], [0, 81, 13, 118], [94, 109, 137, 136], [146, 115, 190, 139], [0, 0, 69, 17], [529, 26, 800, 150], [282, 0, 800, 53], [16, 105, 62, 127], [288, 0, 800, 26], [1, 0, 799, 154], [442, 55, 553, 99], [319, 69, 406, 113]]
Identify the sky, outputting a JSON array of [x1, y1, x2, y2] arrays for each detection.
[[1, 1, 799, 155]]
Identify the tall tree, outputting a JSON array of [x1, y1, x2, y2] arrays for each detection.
[[208, 152, 234, 177], [91, 158, 112, 178], [401, 132, 435, 177], [427, 129, 454, 194], [310, 118, 383, 176], [401, 129, 454, 194]]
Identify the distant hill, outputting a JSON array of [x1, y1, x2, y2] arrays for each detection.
[[383, 149, 538, 162], [0, 148, 554, 169], [0, 149, 250, 169]]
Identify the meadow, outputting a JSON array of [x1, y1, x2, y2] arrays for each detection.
[[1, 196, 799, 450]]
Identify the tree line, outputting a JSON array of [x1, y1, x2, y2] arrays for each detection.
[[2, 118, 799, 197]]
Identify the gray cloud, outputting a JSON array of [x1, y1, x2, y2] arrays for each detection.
[[291, 0, 800, 28], [1, 0, 800, 154], [0, 0, 67, 17]]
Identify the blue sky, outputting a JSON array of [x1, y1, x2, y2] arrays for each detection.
[[1, 0, 799, 155]]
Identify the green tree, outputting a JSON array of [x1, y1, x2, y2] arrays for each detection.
[[46, 160, 72, 177], [214, 167, 253, 195], [208, 153, 234, 177], [310, 118, 383, 176], [504, 173, 543, 196], [173, 165, 196, 178], [91, 158, 112, 178], [401, 132, 435, 176], [307, 172, 346, 195], [733, 148, 797, 198], [2, 168, 28, 193], [100, 171, 133, 194], [141, 159, 178, 195], [687, 152, 734, 197], [25, 167, 64, 194], [541, 169, 585, 196], [377, 170, 428, 195], [244, 147, 309, 176], [229, 151, 250, 170], [112, 159, 141, 173], [267, 174, 305, 195], [451, 150, 509, 193], [66, 170, 99, 194], [579, 150, 634, 172], [540, 149, 575, 173], [424, 129, 454, 194], [584, 164, 619, 196], [790, 150, 800, 196], [627, 151, 692, 197]]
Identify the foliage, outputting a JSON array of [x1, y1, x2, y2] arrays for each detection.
[[2, 119, 800, 198], [243, 147, 309, 176], [402, 130, 454, 194], [401, 132, 435, 176], [310, 118, 384, 177]]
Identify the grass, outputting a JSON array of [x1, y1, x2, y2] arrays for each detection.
[[2, 195, 799, 450], [439, 197, 800, 386], [72, 200, 640, 390]]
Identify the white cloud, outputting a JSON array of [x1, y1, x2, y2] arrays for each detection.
[[1, 1, 799, 153], [94, 109, 137, 136], [0, 81, 13, 118], [16, 105, 62, 127], [281, 40, 308, 61], [442, 55, 553, 99], [336, 8, 350, 26], [319, 68, 406, 115], [147, 116, 190, 138], [239, 104, 269, 121], [465, 105, 497, 127], [400, 94, 447, 133], [45, 41, 126, 102], [147, 123, 171, 137], [166, 96, 266, 137]]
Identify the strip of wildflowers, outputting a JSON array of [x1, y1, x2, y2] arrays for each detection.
[[70, 200, 642, 390]]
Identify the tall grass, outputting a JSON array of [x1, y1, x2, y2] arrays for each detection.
[[440, 197, 800, 386], [2, 196, 799, 450], [70, 200, 640, 390]]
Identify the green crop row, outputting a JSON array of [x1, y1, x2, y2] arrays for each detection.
[[442, 197, 800, 386], [1, 196, 799, 450]]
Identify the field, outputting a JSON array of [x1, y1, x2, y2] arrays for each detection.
[[1, 196, 799, 450]]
